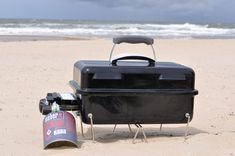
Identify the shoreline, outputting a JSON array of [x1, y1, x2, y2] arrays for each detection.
[[0, 35, 94, 42]]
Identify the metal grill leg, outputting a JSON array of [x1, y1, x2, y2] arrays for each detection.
[[160, 124, 162, 132], [128, 124, 133, 134], [112, 124, 133, 134], [184, 113, 191, 140], [140, 125, 147, 143], [113, 124, 117, 133], [74, 111, 85, 137], [132, 124, 140, 144], [88, 113, 95, 142], [77, 111, 84, 137], [132, 124, 148, 144]]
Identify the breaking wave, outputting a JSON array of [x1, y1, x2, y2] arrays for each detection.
[[0, 19, 235, 38]]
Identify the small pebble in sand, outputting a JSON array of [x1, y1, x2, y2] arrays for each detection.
[[0, 108, 2, 111]]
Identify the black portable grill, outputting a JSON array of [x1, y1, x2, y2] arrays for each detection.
[[39, 36, 198, 143]]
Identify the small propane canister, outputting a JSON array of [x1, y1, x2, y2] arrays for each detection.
[[43, 111, 78, 149]]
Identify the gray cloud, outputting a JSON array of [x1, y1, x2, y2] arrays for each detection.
[[70, 0, 224, 16], [0, 0, 234, 22], [70, 0, 152, 8], [71, 0, 219, 9], [62, 0, 235, 22]]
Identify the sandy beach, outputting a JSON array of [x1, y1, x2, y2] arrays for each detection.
[[0, 38, 235, 156]]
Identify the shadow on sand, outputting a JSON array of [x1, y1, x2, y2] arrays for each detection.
[[78, 125, 207, 143]]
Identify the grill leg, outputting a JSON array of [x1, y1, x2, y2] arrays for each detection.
[[74, 111, 84, 137], [128, 124, 133, 134], [132, 124, 140, 144], [132, 124, 148, 144], [160, 124, 163, 132], [112, 124, 133, 134], [77, 111, 84, 137], [184, 113, 191, 140], [113, 124, 117, 133], [140, 125, 147, 143], [88, 113, 95, 142]]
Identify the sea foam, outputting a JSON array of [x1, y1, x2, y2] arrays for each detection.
[[0, 19, 235, 38]]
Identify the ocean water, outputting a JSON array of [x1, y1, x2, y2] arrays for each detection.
[[0, 19, 235, 39]]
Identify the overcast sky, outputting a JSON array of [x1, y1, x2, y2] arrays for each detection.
[[0, 0, 235, 23]]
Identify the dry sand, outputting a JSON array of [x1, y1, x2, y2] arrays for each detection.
[[0, 39, 235, 156]]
